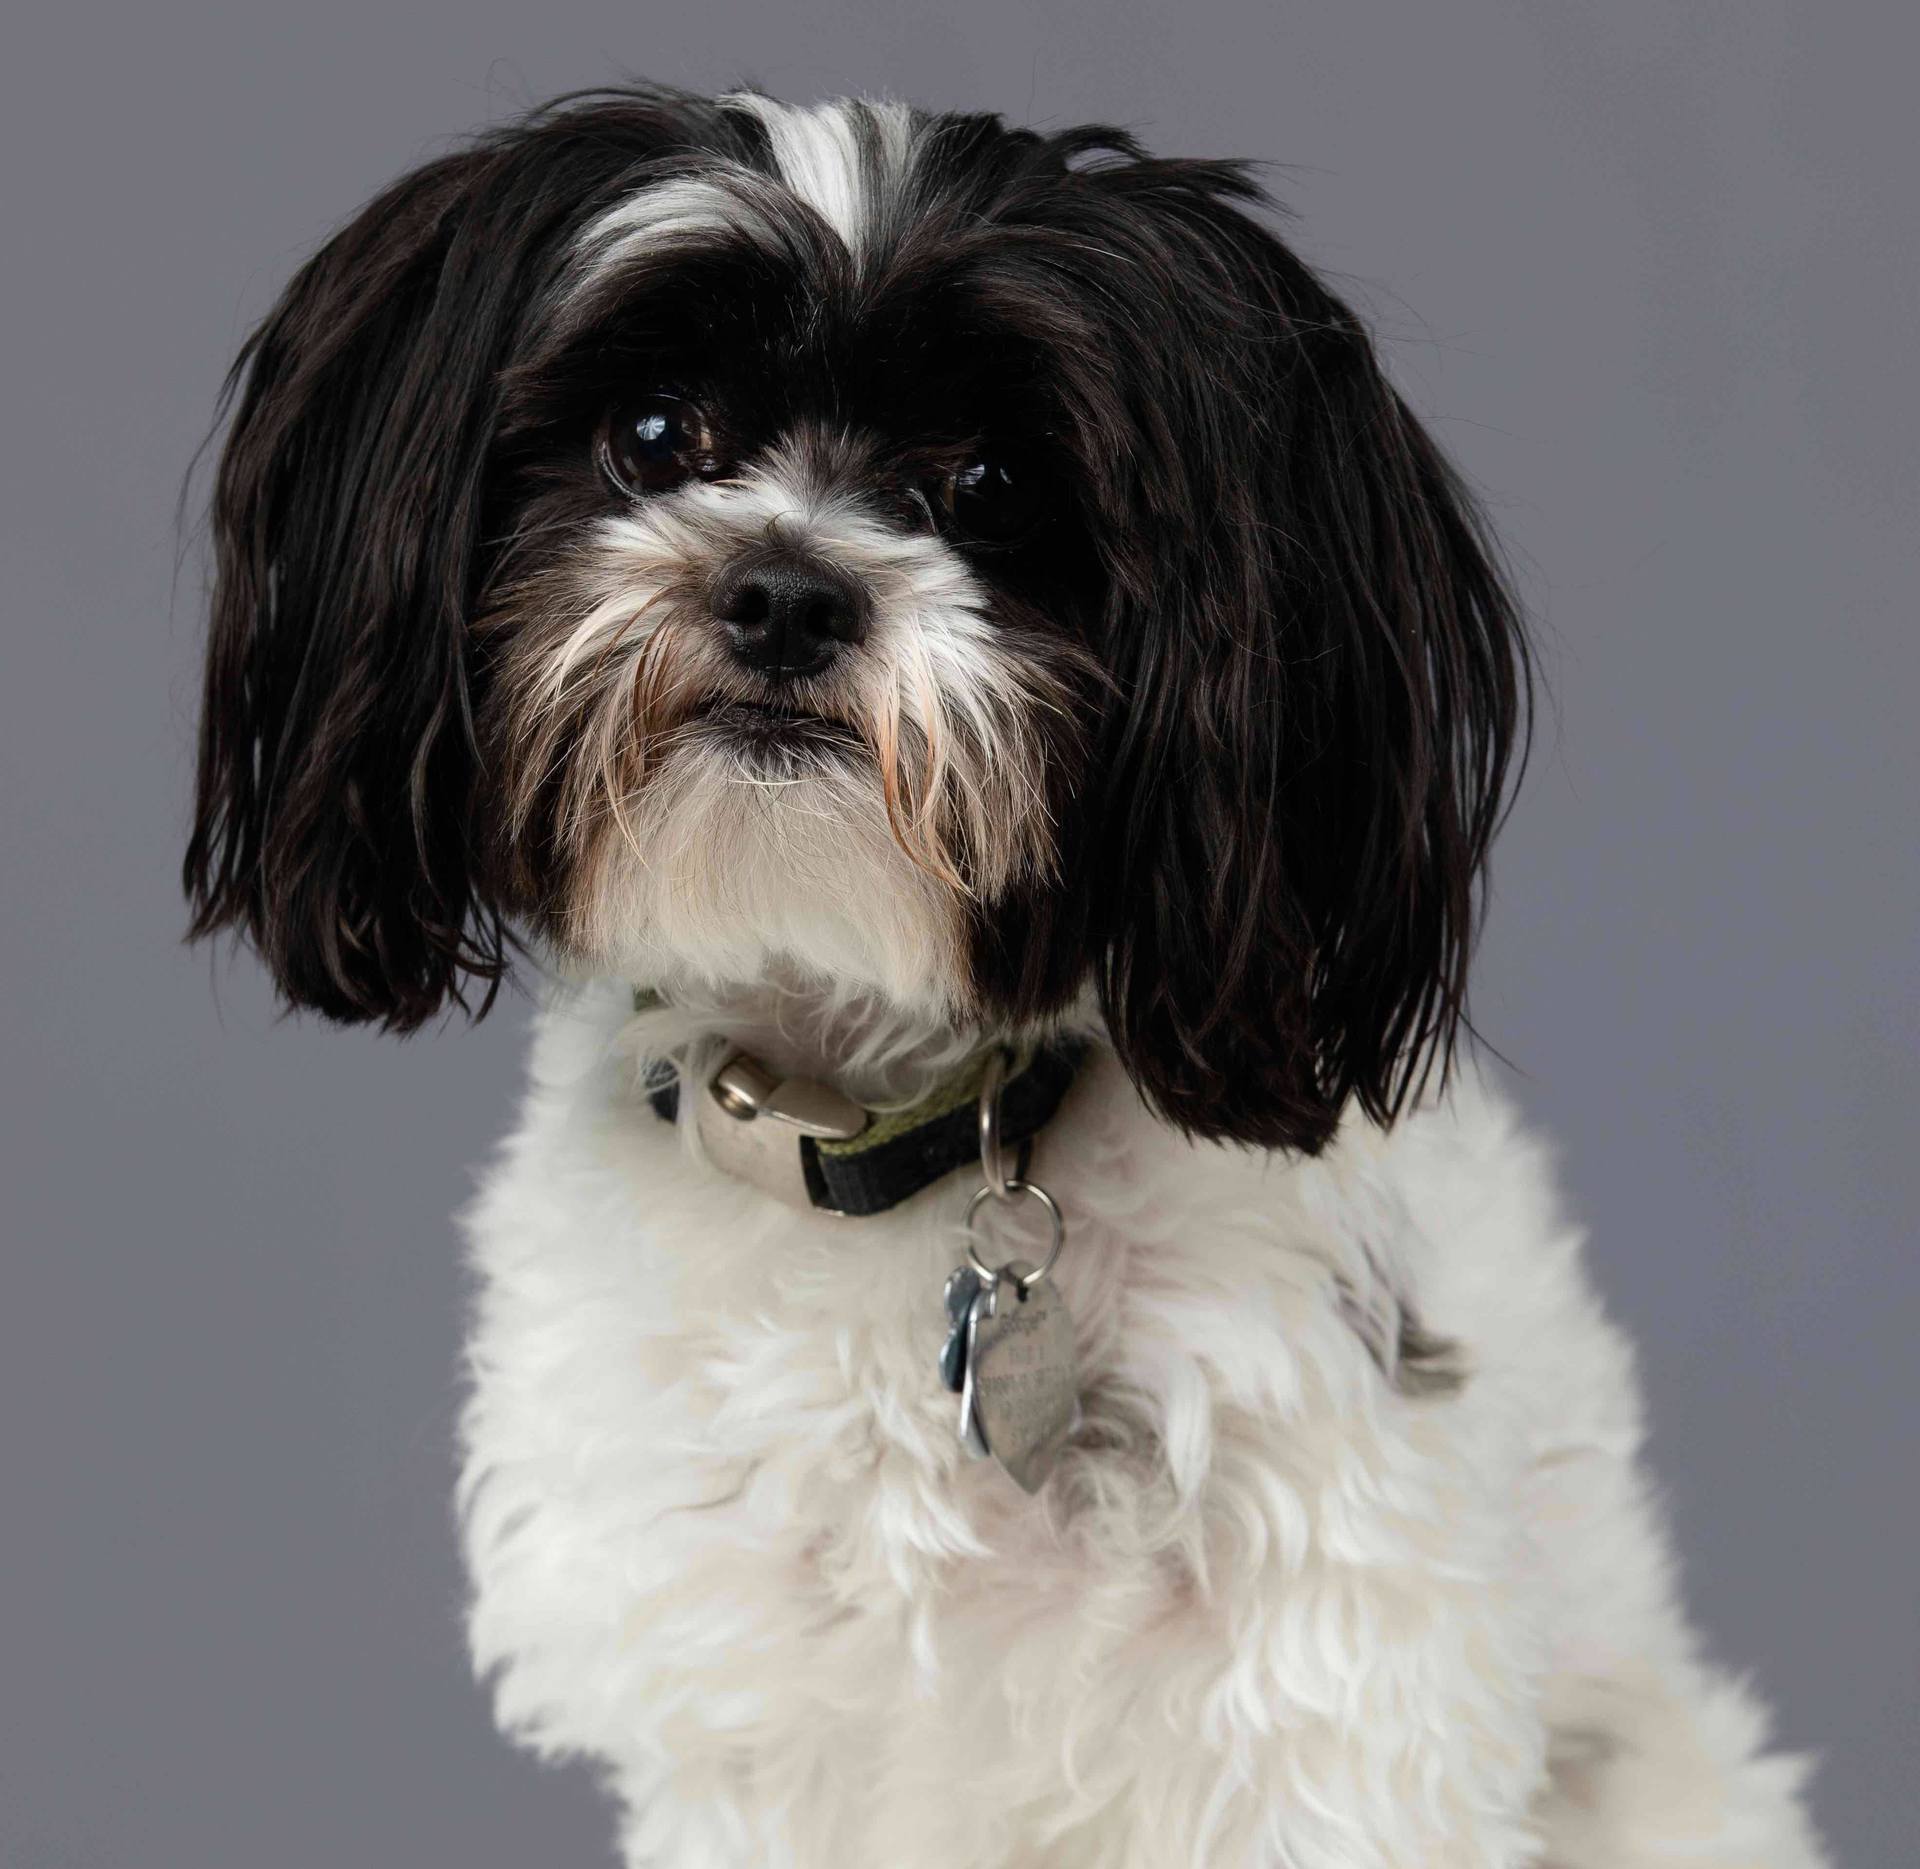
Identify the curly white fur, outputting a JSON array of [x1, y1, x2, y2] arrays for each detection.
[[456, 978, 1829, 1869]]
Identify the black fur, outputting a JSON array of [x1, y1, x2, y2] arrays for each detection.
[[960, 144, 1531, 1151], [186, 85, 1528, 1154], [184, 88, 759, 1028]]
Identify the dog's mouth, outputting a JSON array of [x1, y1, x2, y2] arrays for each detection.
[[694, 696, 863, 764]]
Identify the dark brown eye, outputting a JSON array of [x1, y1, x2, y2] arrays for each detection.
[[936, 452, 1046, 543], [600, 395, 722, 496]]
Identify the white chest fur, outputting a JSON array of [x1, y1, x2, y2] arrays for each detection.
[[455, 983, 1826, 1869]]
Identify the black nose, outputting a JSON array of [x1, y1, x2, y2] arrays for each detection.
[[710, 552, 868, 680]]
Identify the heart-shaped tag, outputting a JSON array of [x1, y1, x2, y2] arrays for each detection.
[[968, 1258, 1078, 1493]]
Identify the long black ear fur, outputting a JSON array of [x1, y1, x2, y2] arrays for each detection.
[[1068, 152, 1532, 1152], [183, 87, 732, 1028]]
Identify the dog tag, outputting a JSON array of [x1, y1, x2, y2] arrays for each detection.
[[939, 1264, 983, 1393], [957, 1281, 991, 1458], [969, 1259, 1077, 1493], [937, 1265, 992, 1456]]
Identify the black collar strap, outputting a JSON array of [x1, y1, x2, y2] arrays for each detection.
[[642, 1035, 1086, 1218]]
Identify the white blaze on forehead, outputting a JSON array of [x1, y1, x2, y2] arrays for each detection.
[[723, 93, 919, 261], [572, 173, 765, 282], [568, 95, 919, 291]]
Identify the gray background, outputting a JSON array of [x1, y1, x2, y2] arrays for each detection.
[[4, 2, 1914, 1863]]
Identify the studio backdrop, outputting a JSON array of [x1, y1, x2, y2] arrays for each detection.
[[3, 4, 1914, 1866]]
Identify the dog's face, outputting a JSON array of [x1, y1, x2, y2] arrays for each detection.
[[477, 101, 1112, 1015], [187, 88, 1528, 1152]]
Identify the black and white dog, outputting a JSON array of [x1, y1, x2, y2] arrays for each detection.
[[186, 85, 1828, 1869]]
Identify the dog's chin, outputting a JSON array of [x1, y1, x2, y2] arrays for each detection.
[[559, 725, 971, 1017]]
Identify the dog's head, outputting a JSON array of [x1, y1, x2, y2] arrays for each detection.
[[186, 86, 1528, 1152]]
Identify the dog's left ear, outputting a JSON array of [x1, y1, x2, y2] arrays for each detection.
[[1079, 159, 1531, 1152], [182, 141, 536, 1029], [183, 90, 715, 1028]]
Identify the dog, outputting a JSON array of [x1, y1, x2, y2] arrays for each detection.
[[184, 84, 1831, 1868]]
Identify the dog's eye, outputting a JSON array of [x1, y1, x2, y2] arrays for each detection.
[[936, 453, 1046, 544], [600, 395, 722, 496]]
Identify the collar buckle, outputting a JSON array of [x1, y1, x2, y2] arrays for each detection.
[[709, 1053, 870, 1140], [696, 1050, 868, 1213]]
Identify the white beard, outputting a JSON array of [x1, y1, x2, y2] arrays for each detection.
[[455, 977, 1829, 1869]]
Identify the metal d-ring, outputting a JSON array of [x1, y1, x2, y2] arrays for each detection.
[[977, 1046, 1017, 1200], [964, 1179, 1065, 1291]]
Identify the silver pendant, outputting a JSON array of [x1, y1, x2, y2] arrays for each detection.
[[940, 1264, 982, 1393], [967, 1258, 1078, 1494], [939, 1265, 992, 1457], [957, 1283, 992, 1459]]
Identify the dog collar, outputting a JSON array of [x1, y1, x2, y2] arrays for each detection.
[[640, 1022, 1085, 1218]]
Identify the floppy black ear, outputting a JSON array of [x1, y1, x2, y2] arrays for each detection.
[[184, 142, 532, 1027], [183, 87, 728, 1027], [1076, 157, 1530, 1151]]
